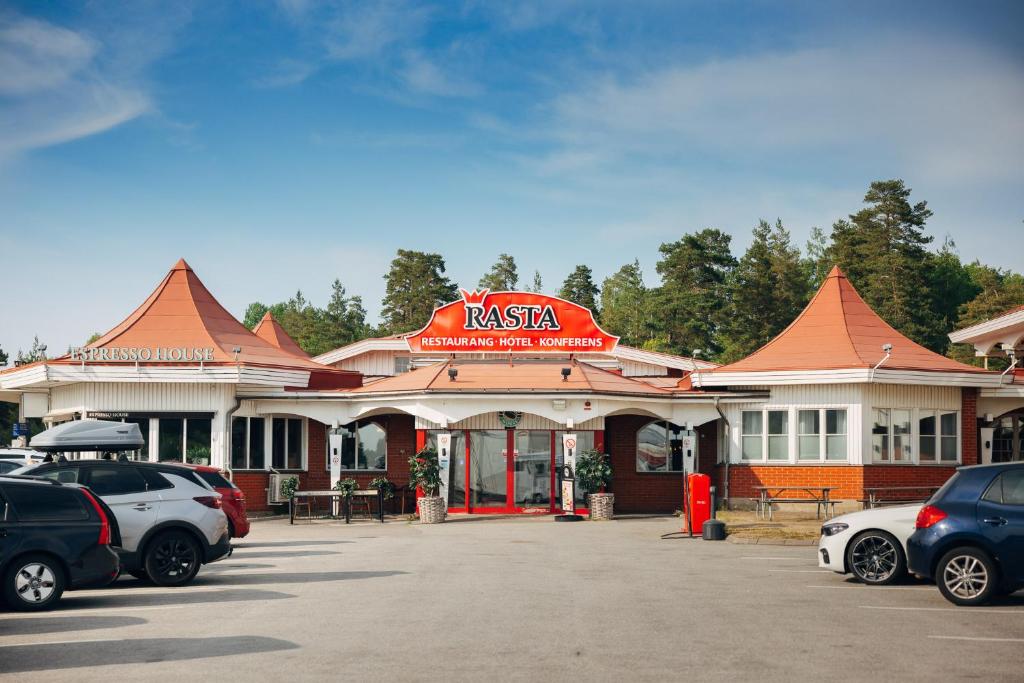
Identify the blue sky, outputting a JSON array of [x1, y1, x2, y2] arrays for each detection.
[[1, 0, 1022, 357]]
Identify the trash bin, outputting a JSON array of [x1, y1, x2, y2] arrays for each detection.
[[702, 518, 727, 541]]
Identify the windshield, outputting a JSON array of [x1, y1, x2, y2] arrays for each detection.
[[928, 471, 960, 503], [6, 464, 39, 476]]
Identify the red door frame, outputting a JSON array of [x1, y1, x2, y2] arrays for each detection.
[[417, 428, 600, 515]]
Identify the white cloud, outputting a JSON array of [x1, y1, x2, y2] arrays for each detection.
[[252, 58, 318, 88], [399, 51, 478, 97], [0, 16, 97, 95], [545, 35, 1024, 185]]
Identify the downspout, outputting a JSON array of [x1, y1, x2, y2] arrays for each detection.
[[713, 396, 730, 508], [223, 395, 242, 480]]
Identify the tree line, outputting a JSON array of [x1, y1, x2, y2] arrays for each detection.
[[3, 178, 1022, 370]]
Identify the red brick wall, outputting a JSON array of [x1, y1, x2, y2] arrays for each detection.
[[726, 465, 864, 501], [605, 414, 718, 513], [962, 387, 978, 466], [234, 414, 417, 512]]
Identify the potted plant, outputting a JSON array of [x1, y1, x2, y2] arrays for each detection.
[[576, 449, 614, 520], [409, 448, 445, 524], [333, 478, 358, 497], [369, 475, 395, 500], [280, 475, 300, 501]]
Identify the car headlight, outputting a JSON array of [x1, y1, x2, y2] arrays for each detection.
[[821, 522, 849, 537]]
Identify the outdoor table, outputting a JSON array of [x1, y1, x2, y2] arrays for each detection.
[[862, 485, 939, 509], [289, 489, 385, 524], [753, 486, 835, 521]]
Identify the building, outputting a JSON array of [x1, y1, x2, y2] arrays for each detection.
[[2, 260, 1021, 513]]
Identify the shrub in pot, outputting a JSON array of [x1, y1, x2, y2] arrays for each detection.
[[576, 449, 614, 520], [409, 448, 445, 524]]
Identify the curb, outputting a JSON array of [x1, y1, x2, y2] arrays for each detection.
[[726, 535, 817, 546]]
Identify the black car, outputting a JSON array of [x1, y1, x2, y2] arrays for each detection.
[[0, 476, 120, 611]]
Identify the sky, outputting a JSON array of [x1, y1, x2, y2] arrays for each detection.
[[1, 0, 1022, 358]]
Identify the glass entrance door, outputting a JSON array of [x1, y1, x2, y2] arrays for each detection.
[[469, 430, 508, 510], [515, 430, 554, 511]]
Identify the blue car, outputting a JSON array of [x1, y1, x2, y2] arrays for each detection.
[[907, 462, 1024, 606]]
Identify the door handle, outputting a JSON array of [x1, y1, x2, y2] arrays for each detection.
[[132, 504, 152, 511], [983, 517, 1008, 526]]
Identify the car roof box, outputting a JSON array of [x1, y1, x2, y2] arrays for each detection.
[[30, 419, 144, 452]]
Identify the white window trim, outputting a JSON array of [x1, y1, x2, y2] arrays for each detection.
[[230, 416, 270, 471], [869, 407, 961, 466], [269, 415, 308, 472], [326, 420, 387, 473], [738, 407, 849, 464]]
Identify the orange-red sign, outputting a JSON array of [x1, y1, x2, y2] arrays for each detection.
[[406, 290, 619, 354]]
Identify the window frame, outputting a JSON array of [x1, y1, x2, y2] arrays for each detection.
[[871, 407, 961, 465], [739, 407, 849, 464], [326, 419, 387, 472], [636, 420, 693, 473], [230, 416, 268, 471], [270, 416, 307, 471]]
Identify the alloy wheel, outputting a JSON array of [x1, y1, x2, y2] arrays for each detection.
[[850, 535, 898, 583], [943, 554, 989, 599], [14, 562, 57, 604], [152, 538, 197, 579]]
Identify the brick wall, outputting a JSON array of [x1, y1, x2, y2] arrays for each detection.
[[962, 386, 978, 466], [235, 414, 417, 512], [605, 414, 718, 513], [726, 465, 864, 501]]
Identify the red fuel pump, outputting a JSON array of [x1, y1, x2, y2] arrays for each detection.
[[683, 473, 711, 534]]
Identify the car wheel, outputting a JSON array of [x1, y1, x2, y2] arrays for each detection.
[[936, 547, 998, 606], [2, 554, 66, 612], [846, 530, 906, 585], [144, 530, 201, 587]]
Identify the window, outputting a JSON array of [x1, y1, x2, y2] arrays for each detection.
[[232, 417, 267, 470], [872, 409, 891, 462], [798, 410, 820, 460], [87, 467, 148, 496], [426, 430, 466, 507], [892, 409, 911, 462], [272, 418, 305, 470], [741, 412, 763, 461], [197, 470, 234, 490], [940, 412, 958, 462], [767, 411, 788, 461], [158, 416, 212, 463], [918, 410, 960, 463], [983, 470, 1024, 506], [5, 485, 89, 521], [38, 467, 81, 484], [637, 421, 691, 472], [394, 356, 411, 374], [335, 420, 385, 471], [825, 409, 847, 461], [124, 417, 149, 461]]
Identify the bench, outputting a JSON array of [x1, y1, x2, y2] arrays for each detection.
[[757, 498, 837, 520], [861, 486, 939, 510]]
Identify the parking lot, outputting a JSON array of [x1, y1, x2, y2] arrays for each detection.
[[1, 515, 1022, 681]]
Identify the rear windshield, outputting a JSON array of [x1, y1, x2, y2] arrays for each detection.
[[197, 471, 234, 489], [4, 485, 90, 522], [929, 471, 961, 503]]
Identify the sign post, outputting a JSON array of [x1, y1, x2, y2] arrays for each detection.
[[436, 432, 452, 506], [328, 432, 342, 516], [555, 433, 582, 522]]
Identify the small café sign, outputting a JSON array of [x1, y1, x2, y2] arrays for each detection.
[[70, 346, 216, 363]]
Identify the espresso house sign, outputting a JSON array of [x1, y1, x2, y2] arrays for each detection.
[[70, 346, 216, 363], [406, 290, 619, 354]]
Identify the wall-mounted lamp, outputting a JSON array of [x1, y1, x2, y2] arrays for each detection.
[[448, 367, 458, 382], [561, 367, 572, 381]]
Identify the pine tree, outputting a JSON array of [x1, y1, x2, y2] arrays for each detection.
[[243, 303, 269, 329], [16, 336, 48, 364], [0, 345, 8, 368], [479, 253, 519, 291], [558, 265, 600, 313], [530, 270, 543, 293], [830, 179, 943, 349], [719, 220, 809, 363], [380, 249, 459, 334], [318, 279, 370, 352], [653, 228, 736, 358], [928, 239, 981, 354], [600, 260, 651, 347], [947, 264, 1024, 366], [803, 226, 832, 289]]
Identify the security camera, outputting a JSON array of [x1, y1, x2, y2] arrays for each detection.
[[882, 343, 893, 353]]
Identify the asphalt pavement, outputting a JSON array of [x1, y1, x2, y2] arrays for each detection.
[[1, 515, 1022, 681]]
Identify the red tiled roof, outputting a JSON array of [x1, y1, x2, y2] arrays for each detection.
[[252, 311, 310, 359], [712, 266, 990, 375]]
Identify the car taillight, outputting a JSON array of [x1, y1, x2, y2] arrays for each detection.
[[80, 489, 111, 545], [915, 505, 947, 529], [194, 496, 222, 509], [233, 488, 244, 501]]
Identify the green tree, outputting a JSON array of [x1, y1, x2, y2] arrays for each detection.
[[600, 260, 651, 347], [653, 228, 736, 358], [947, 264, 1024, 366], [243, 302, 270, 329], [529, 270, 543, 293], [928, 239, 981, 354], [719, 220, 810, 363], [803, 226, 832, 290], [830, 179, 943, 349], [479, 253, 519, 291], [0, 345, 8, 368], [558, 265, 600, 313], [380, 250, 459, 334], [318, 279, 370, 351], [16, 336, 47, 364]]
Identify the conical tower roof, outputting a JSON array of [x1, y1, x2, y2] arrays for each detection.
[[69, 259, 331, 371], [253, 311, 310, 359], [711, 266, 989, 375]]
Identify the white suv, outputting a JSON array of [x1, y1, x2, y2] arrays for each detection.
[[14, 460, 231, 586]]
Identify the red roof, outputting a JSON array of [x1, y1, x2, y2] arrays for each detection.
[[712, 266, 990, 375], [50, 259, 347, 374], [253, 311, 310, 359]]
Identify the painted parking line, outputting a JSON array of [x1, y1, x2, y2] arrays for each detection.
[[81, 585, 224, 596], [3, 605, 187, 619], [861, 605, 1024, 615], [0, 638, 121, 648], [740, 556, 816, 561], [768, 569, 832, 573], [929, 635, 1024, 643], [806, 584, 934, 591]]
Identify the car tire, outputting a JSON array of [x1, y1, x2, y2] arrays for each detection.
[[143, 530, 202, 587], [936, 547, 998, 606], [2, 553, 66, 612], [846, 530, 906, 585]]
